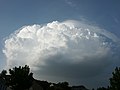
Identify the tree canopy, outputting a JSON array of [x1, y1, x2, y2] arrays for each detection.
[[0, 65, 120, 90], [109, 67, 120, 90], [8, 65, 33, 90]]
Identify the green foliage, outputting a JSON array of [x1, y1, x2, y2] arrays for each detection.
[[1, 65, 120, 90], [0, 70, 8, 85], [109, 67, 120, 90], [51, 82, 70, 90], [35, 80, 51, 90], [57, 82, 69, 88], [0, 70, 7, 78], [8, 65, 33, 90]]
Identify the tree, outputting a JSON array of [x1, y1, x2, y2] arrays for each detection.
[[8, 65, 33, 90], [109, 67, 120, 90], [97, 87, 108, 90], [35, 80, 51, 90], [52, 82, 70, 90], [57, 82, 69, 89], [0, 70, 7, 80], [0, 70, 7, 89], [0, 70, 7, 77]]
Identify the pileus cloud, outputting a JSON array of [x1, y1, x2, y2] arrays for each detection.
[[3, 20, 120, 88]]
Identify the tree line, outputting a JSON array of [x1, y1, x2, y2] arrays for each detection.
[[95, 67, 120, 90], [0, 65, 120, 90]]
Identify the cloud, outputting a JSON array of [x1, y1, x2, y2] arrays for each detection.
[[65, 0, 76, 7], [3, 20, 120, 88]]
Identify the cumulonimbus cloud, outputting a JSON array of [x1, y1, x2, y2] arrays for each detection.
[[3, 20, 120, 88]]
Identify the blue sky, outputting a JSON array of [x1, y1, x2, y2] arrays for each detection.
[[0, 0, 120, 88], [0, 0, 120, 37]]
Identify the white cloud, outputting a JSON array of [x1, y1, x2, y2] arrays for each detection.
[[65, 0, 76, 7], [3, 20, 120, 88]]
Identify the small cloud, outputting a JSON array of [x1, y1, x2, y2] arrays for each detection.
[[65, 0, 76, 7]]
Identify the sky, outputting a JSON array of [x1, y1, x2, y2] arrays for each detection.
[[0, 0, 120, 89]]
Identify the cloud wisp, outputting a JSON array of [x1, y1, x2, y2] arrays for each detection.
[[65, 0, 76, 7], [3, 20, 120, 88]]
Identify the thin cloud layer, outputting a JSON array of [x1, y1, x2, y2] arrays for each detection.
[[3, 20, 120, 88]]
